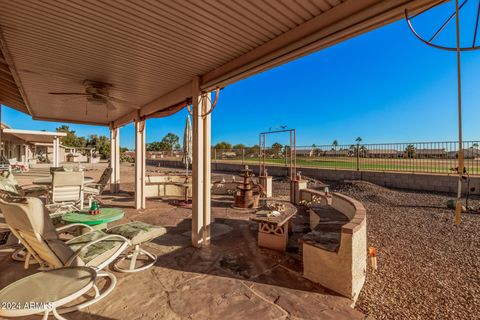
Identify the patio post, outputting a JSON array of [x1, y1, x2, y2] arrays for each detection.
[[191, 77, 212, 247], [134, 117, 146, 209], [110, 127, 120, 193], [52, 136, 60, 167]]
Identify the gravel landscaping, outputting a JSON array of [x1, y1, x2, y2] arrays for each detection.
[[215, 173, 480, 318], [329, 181, 480, 319]]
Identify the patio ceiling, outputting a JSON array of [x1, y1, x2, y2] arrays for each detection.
[[0, 0, 441, 128]]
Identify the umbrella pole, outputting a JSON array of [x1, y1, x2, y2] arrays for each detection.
[[454, 0, 463, 225]]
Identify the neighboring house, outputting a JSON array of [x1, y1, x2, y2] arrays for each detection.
[[123, 151, 135, 158], [447, 148, 480, 159], [296, 148, 314, 157], [367, 149, 401, 158], [415, 148, 447, 158], [143, 150, 183, 159], [146, 151, 165, 159], [220, 151, 237, 159], [324, 149, 350, 157], [1, 122, 67, 165]]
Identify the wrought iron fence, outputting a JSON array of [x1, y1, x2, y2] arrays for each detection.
[[144, 141, 480, 175]]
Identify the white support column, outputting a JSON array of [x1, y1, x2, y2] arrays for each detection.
[[52, 137, 60, 167], [191, 77, 212, 247], [134, 118, 146, 209], [110, 127, 120, 193], [21, 144, 26, 163]]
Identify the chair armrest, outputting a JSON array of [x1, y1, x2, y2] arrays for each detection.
[[46, 202, 77, 209], [84, 183, 101, 188], [21, 187, 49, 196], [65, 234, 130, 266], [56, 223, 94, 233]]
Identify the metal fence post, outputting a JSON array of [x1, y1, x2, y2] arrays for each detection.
[[356, 143, 360, 171], [242, 148, 245, 164]]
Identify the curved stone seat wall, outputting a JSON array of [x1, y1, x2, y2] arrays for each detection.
[[145, 175, 192, 198], [299, 188, 367, 304]]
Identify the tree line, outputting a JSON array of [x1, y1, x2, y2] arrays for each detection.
[[57, 128, 184, 158], [55, 125, 120, 159]]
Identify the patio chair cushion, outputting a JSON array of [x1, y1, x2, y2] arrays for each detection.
[[0, 177, 18, 194], [67, 230, 125, 266], [106, 221, 166, 245]]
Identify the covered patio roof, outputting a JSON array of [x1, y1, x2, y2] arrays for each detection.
[[0, 0, 446, 248], [0, 0, 440, 128], [2, 128, 66, 144]]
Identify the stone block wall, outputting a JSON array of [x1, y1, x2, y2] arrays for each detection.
[[147, 159, 480, 195]]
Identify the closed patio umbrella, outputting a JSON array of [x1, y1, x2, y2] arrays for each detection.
[[182, 115, 192, 177]]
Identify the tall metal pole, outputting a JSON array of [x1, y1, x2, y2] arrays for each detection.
[[356, 143, 360, 171], [289, 131, 293, 180], [455, 0, 464, 225], [259, 134, 261, 176], [293, 129, 297, 179]]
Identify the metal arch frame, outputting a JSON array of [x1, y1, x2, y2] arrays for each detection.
[[405, 0, 480, 224], [405, 0, 480, 51], [259, 129, 297, 181]]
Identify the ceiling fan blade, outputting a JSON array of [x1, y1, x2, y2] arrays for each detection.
[[61, 96, 86, 103], [106, 100, 117, 111], [97, 94, 141, 109], [48, 92, 89, 95]]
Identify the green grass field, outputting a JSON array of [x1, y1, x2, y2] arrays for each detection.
[[213, 156, 480, 175]]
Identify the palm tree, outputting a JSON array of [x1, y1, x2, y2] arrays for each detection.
[[360, 145, 368, 157], [354, 137, 362, 159], [332, 140, 339, 154], [405, 144, 416, 159], [349, 144, 356, 157]]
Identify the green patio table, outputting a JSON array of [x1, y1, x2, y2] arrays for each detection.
[[62, 207, 125, 231]]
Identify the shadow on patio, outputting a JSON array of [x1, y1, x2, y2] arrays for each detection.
[[0, 184, 362, 319]]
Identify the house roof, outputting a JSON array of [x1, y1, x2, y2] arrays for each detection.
[[0, 0, 441, 128], [367, 149, 400, 154], [416, 148, 446, 154], [2, 128, 66, 143]]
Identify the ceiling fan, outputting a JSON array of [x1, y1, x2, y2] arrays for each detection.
[[48, 80, 140, 111]]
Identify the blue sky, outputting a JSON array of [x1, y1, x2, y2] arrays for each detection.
[[2, 2, 480, 149]]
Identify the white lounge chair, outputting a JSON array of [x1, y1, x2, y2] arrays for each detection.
[[0, 194, 130, 313], [47, 171, 85, 214], [0, 176, 49, 262]]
